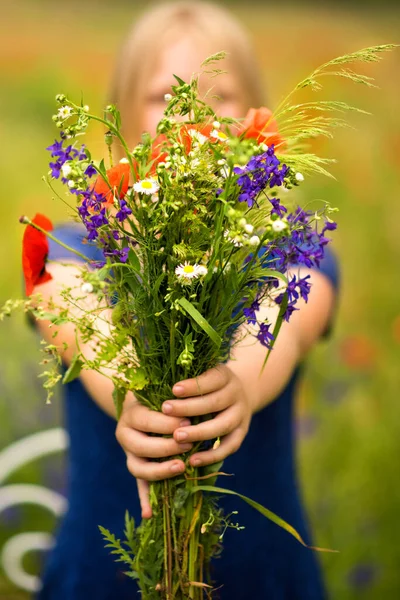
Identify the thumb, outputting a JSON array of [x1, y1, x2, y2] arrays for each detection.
[[137, 478, 152, 519]]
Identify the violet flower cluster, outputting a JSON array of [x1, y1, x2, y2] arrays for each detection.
[[242, 203, 337, 345], [233, 145, 289, 208], [47, 137, 132, 264]]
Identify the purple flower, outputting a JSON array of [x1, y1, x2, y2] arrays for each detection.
[[243, 299, 260, 325], [234, 146, 289, 208], [256, 322, 274, 348], [85, 164, 97, 178], [270, 197, 287, 218], [46, 139, 64, 157], [116, 199, 132, 222], [49, 160, 62, 179], [275, 274, 311, 322], [103, 246, 129, 263]]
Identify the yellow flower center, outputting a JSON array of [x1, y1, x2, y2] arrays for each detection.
[[217, 132, 228, 141], [183, 265, 195, 274], [142, 181, 153, 189]]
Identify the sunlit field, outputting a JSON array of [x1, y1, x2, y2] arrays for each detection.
[[1, 1, 399, 598]]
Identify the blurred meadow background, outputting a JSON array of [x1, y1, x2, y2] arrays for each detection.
[[0, 0, 399, 598]]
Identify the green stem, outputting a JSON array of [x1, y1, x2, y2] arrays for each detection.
[[163, 480, 173, 600], [77, 111, 137, 180], [22, 217, 91, 262]]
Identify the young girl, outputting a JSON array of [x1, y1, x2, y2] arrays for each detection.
[[35, 2, 339, 599]]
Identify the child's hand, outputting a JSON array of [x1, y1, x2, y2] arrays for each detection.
[[163, 364, 252, 468], [116, 399, 193, 517]]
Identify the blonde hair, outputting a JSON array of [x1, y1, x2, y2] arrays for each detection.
[[107, 0, 265, 150]]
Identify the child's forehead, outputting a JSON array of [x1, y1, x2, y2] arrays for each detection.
[[146, 35, 237, 92]]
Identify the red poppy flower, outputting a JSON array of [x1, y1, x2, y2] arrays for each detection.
[[22, 213, 53, 296], [239, 107, 284, 150], [92, 162, 131, 208]]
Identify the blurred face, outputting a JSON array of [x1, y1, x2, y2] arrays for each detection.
[[141, 34, 245, 136]]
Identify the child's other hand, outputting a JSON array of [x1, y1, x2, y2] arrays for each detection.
[[163, 364, 252, 468]]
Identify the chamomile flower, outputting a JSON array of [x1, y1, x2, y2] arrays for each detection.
[[81, 282, 94, 294], [224, 230, 243, 247], [133, 178, 160, 195], [188, 129, 208, 145], [175, 262, 202, 280], [271, 219, 287, 232], [210, 129, 228, 142], [249, 235, 261, 246], [61, 163, 72, 178], [57, 105, 73, 120]]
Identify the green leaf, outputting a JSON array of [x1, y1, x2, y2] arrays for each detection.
[[177, 297, 222, 348], [98, 159, 107, 178], [128, 249, 140, 272], [200, 460, 224, 487], [33, 311, 69, 325], [173, 74, 186, 86], [62, 354, 83, 384], [192, 485, 337, 552], [129, 368, 148, 391], [112, 386, 126, 419]]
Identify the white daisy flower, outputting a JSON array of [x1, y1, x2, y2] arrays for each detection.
[[81, 282, 94, 294], [210, 129, 228, 142], [175, 262, 202, 279], [119, 157, 129, 164], [133, 178, 160, 195], [295, 172, 304, 182], [224, 230, 243, 247], [197, 265, 208, 277], [57, 105, 73, 120], [249, 235, 261, 246], [164, 93, 172, 102], [271, 219, 288, 232], [61, 163, 72, 178], [188, 129, 208, 145]]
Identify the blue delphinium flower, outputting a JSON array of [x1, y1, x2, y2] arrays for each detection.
[[257, 323, 275, 348], [243, 299, 260, 325], [234, 145, 288, 208], [116, 199, 133, 222]]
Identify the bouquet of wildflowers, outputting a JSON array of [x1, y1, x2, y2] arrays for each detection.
[[3, 46, 395, 599]]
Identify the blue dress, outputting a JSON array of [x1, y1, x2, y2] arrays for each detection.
[[38, 224, 339, 600]]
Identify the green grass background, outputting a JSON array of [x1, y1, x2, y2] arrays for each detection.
[[0, 1, 399, 598]]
